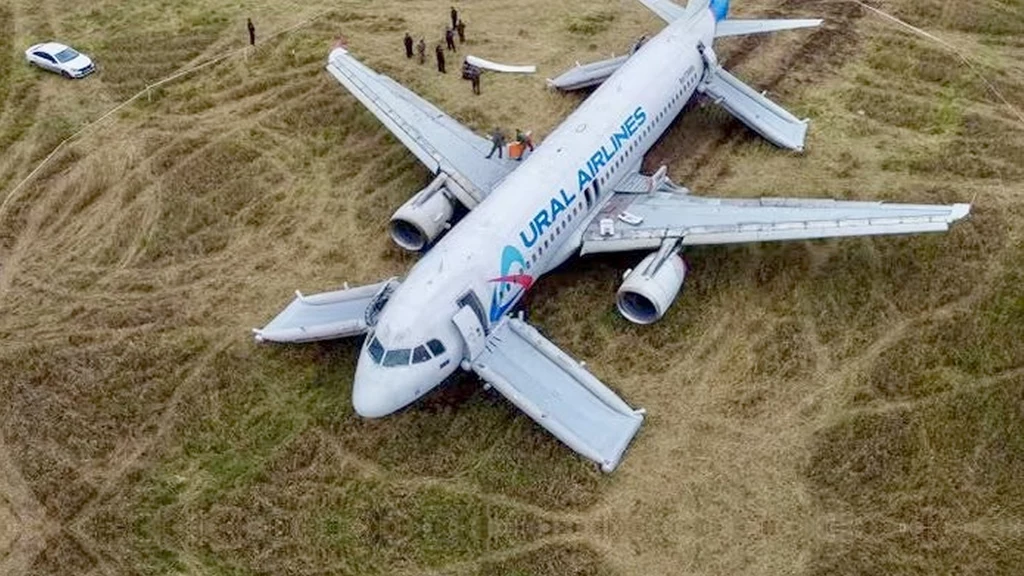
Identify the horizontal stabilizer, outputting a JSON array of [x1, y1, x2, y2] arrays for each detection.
[[699, 65, 809, 150], [470, 317, 644, 472], [254, 279, 399, 343], [636, 0, 689, 23], [715, 18, 823, 38], [548, 54, 629, 91]]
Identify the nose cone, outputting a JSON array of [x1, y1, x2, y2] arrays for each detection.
[[352, 359, 399, 418]]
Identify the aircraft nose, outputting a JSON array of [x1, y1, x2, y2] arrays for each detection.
[[352, 359, 399, 418]]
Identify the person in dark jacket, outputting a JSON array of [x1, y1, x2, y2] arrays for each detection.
[[450, 6, 459, 29], [456, 20, 466, 43], [247, 18, 256, 46], [435, 43, 446, 73], [416, 38, 426, 64], [445, 27, 456, 51], [485, 128, 505, 159], [404, 32, 414, 58]]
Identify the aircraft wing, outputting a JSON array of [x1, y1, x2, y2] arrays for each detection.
[[580, 185, 971, 255], [455, 311, 644, 472], [326, 47, 517, 203]]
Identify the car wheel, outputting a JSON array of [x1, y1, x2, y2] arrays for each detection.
[[61, 70, 72, 79]]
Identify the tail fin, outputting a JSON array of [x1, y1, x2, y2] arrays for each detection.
[[715, 18, 822, 38]]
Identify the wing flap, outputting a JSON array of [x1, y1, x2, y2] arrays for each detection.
[[471, 318, 644, 472], [582, 191, 971, 254]]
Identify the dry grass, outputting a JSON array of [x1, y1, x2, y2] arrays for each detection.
[[1, 0, 1023, 575]]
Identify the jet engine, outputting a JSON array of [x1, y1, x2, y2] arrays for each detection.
[[389, 173, 460, 251], [616, 246, 686, 324]]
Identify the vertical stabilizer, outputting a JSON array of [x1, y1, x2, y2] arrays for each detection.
[[709, 0, 730, 20]]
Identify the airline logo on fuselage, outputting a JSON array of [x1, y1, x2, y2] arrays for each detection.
[[489, 106, 649, 323], [518, 106, 647, 250]]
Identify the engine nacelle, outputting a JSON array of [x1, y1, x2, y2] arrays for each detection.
[[616, 250, 686, 324], [389, 174, 458, 251]]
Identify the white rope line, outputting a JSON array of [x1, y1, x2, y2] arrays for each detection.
[[853, 0, 1024, 128], [0, 8, 334, 218]]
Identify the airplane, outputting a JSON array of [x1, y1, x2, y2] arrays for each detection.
[[254, 0, 971, 472]]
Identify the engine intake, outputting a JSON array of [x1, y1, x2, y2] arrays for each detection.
[[616, 248, 686, 324], [389, 173, 459, 251]]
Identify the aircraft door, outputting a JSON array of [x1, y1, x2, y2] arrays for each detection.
[[452, 305, 486, 361]]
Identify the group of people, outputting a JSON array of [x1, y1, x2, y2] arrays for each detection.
[[403, 6, 466, 70], [402, 7, 480, 94], [485, 128, 534, 161]]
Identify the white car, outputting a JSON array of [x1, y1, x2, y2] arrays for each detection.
[[25, 42, 95, 78]]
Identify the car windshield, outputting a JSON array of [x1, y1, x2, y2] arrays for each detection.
[[54, 48, 79, 63]]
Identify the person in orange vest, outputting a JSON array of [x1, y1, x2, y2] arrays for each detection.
[[514, 129, 534, 161]]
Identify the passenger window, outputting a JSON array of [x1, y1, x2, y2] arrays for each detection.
[[368, 337, 385, 364], [427, 339, 446, 356], [412, 345, 431, 363], [383, 348, 411, 366]]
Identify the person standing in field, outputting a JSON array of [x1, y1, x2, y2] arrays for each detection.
[[404, 32, 414, 58], [470, 68, 480, 95], [445, 27, 456, 51], [247, 18, 256, 46], [450, 6, 459, 29], [435, 43, 446, 73], [456, 19, 466, 43], [417, 38, 426, 64]]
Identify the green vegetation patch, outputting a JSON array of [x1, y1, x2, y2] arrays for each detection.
[[476, 542, 616, 576], [566, 11, 617, 36], [0, 333, 207, 520], [142, 138, 285, 262], [864, 236, 1024, 400], [808, 375, 1024, 575]]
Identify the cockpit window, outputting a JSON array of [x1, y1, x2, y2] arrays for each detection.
[[383, 348, 411, 367], [412, 345, 431, 364], [367, 337, 384, 364], [427, 339, 446, 356]]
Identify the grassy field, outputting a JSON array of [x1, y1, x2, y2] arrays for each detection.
[[1, 0, 1023, 574]]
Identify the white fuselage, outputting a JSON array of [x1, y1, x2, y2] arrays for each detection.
[[352, 9, 717, 417]]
